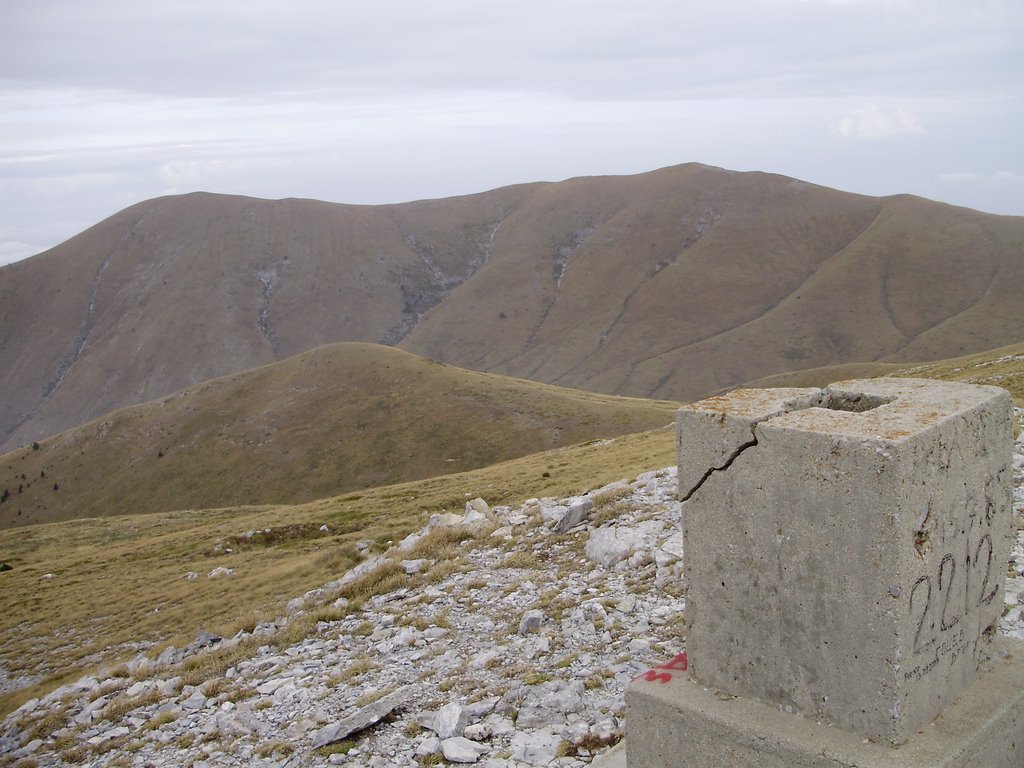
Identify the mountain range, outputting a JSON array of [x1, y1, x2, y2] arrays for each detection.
[[2, 162, 1022, 456]]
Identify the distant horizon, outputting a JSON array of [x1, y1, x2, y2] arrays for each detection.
[[2, 160, 1022, 269], [3, 0, 1022, 267]]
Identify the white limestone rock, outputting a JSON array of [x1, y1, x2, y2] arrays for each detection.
[[466, 498, 491, 517], [311, 685, 414, 748], [398, 531, 423, 551], [518, 609, 545, 636], [442, 735, 489, 763], [428, 512, 464, 528], [432, 701, 468, 739], [515, 679, 584, 728], [510, 728, 563, 765], [554, 497, 594, 533], [416, 735, 442, 755], [584, 521, 664, 568], [338, 554, 388, 585], [401, 558, 429, 575]]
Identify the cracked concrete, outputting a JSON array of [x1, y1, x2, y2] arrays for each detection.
[[676, 384, 907, 502], [676, 387, 826, 501], [665, 378, 1017, 756], [678, 434, 757, 502]]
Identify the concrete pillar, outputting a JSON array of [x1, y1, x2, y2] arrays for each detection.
[[622, 378, 1024, 767]]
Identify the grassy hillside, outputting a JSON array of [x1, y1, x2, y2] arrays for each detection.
[[745, 341, 1024, 406], [0, 343, 677, 529], [2, 342, 1023, 718], [0, 425, 677, 717], [0, 185, 537, 453], [402, 167, 1024, 402]]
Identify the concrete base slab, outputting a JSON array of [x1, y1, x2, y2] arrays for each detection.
[[622, 639, 1024, 768], [591, 742, 627, 768]]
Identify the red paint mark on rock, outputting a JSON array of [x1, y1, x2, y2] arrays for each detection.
[[634, 652, 688, 684]]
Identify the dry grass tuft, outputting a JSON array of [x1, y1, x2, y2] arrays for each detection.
[[22, 705, 70, 742], [355, 686, 398, 708], [255, 741, 295, 758], [142, 710, 178, 731], [97, 689, 162, 723], [329, 656, 377, 686], [405, 526, 474, 560], [337, 558, 407, 604], [178, 636, 264, 688], [501, 551, 537, 570]]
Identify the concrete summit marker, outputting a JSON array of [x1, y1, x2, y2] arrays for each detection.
[[622, 378, 1024, 767]]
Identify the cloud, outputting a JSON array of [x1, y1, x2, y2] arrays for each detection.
[[835, 104, 924, 140], [0, 240, 43, 267], [158, 159, 218, 189], [1, 0, 1021, 254], [938, 170, 1024, 183]]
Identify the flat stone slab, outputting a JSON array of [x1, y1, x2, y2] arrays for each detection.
[[623, 638, 1024, 767], [591, 741, 627, 768], [311, 685, 414, 748]]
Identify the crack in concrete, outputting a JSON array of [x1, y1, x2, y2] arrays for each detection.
[[678, 388, 891, 503], [679, 429, 759, 502]]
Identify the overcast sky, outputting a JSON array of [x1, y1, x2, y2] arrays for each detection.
[[1, 0, 1021, 266]]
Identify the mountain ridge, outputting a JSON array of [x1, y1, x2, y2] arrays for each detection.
[[2, 163, 1022, 452]]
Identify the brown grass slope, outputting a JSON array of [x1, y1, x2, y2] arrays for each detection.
[[0, 425, 677, 717], [2, 343, 1022, 719], [0, 185, 539, 453], [746, 341, 1024, 406], [3, 163, 1022, 452], [401, 165, 1024, 401], [0, 343, 677, 528]]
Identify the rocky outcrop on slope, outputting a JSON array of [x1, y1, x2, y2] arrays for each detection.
[[4, 417, 1024, 767], [2, 469, 685, 767]]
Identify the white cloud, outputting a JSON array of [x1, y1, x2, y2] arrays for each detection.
[[763, 0, 906, 5], [931, 169, 1024, 215], [158, 159, 215, 189], [835, 104, 924, 140], [938, 172, 983, 182], [938, 170, 1024, 183], [0, 240, 43, 266], [0, 0, 1021, 254]]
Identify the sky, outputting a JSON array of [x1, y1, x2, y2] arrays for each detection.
[[1, 0, 1022, 267]]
